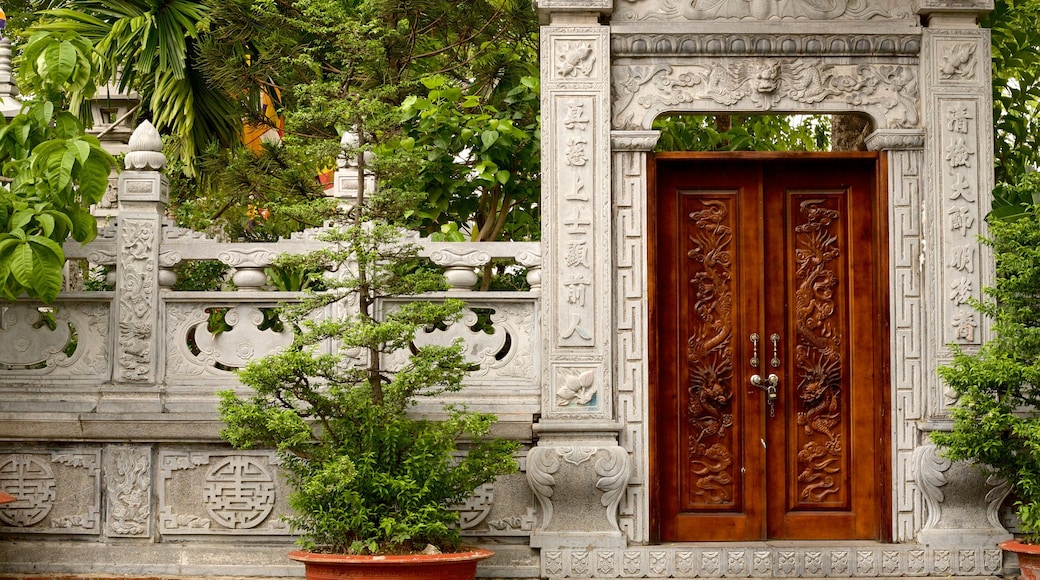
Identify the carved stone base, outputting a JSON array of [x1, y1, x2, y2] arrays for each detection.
[[526, 422, 631, 550], [913, 442, 1013, 549]]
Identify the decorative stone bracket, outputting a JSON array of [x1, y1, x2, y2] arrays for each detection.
[[912, 442, 1012, 548], [526, 422, 631, 549]]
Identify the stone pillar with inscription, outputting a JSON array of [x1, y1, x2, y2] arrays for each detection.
[[915, 0, 1011, 551], [105, 121, 168, 412], [527, 0, 632, 555]]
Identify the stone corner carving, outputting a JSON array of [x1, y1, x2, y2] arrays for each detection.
[[611, 131, 661, 152], [865, 129, 926, 151]]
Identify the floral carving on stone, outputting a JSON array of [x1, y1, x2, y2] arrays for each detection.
[[556, 367, 597, 406], [107, 447, 150, 537], [939, 42, 977, 80], [557, 41, 596, 77]]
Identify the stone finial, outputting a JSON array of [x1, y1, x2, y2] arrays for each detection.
[[0, 37, 23, 118], [124, 121, 166, 171]]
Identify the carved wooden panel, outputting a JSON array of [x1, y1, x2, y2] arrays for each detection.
[[789, 195, 850, 509], [681, 196, 740, 511]]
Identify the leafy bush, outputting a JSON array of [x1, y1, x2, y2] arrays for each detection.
[[218, 202, 518, 554], [933, 202, 1040, 543]]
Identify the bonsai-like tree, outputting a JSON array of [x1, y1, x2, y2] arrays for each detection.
[[933, 187, 1040, 543], [217, 185, 519, 554]]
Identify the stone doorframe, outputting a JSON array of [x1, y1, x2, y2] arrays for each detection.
[[528, 0, 1012, 568]]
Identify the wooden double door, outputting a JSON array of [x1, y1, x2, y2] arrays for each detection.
[[652, 154, 889, 542]]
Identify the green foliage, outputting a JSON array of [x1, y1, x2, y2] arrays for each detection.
[[654, 114, 830, 152], [27, 0, 243, 175], [219, 199, 519, 554], [172, 0, 538, 239], [393, 72, 540, 244], [986, 0, 1040, 189], [0, 30, 116, 303], [932, 198, 1040, 543], [173, 259, 229, 291]]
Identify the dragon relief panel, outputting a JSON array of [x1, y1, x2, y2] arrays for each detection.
[[613, 60, 919, 130], [613, 0, 916, 21], [684, 199, 736, 507], [792, 199, 847, 505]]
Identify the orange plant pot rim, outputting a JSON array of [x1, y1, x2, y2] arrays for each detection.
[[1000, 540, 1040, 555], [288, 548, 494, 566]]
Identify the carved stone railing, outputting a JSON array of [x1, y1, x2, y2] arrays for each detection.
[[0, 122, 542, 424]]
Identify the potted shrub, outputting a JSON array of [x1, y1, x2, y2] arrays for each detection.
[[217, 190, 519, 579], [932, 195, 1040, 575]]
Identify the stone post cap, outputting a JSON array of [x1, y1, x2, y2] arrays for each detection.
[[124, 121, 167, 171]]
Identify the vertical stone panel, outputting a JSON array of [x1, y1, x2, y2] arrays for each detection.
[[921, 23, 994, 422], [105, 445, 152, 538], [541, 23, 614, 421], [884, 145, 926, 542], [612, 131, 659, 543]]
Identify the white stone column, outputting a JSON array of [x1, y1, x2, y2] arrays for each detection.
[[105, 121, 168, 412], [913, 0, 1010, 552], [528, 0, 632, 554], [919, 3, 995, 421]]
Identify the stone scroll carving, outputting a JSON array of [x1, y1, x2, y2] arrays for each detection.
[[526, 444, 631, 543], [165, 304, 294, 381], [0, 302, 109, 378], [613, 60, 919, 130]]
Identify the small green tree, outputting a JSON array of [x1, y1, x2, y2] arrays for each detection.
[[932, 196, 1040, 543], [0, 30, 116, 302], [218, 184, 519, 554]]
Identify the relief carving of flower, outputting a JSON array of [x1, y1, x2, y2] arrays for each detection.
[[556, 368, 596, 406]]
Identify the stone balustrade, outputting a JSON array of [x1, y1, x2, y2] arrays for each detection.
[[3, 122, 542, 425]]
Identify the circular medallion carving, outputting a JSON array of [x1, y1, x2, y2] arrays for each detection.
[[203, 456, 275, 529], [0, 455, 57, 527]]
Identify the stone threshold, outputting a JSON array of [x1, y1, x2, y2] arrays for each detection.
[[540, 542, 1006, 578]]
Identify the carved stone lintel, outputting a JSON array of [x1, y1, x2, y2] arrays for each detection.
[[917, 0, 994, 16], [613, 60, 920, 130], [611, 34, 923, 58], [614, 0, 917, 21]]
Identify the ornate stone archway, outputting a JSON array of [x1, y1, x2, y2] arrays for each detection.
[[529, 0, 1010, 576]]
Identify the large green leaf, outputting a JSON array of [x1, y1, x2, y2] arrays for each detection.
[[78, 154, 113, 205], [41, 40, 79, 87]]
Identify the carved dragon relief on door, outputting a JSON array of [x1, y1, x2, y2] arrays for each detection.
[[791, 198, 847, 507], [684, 198, 737, 508]]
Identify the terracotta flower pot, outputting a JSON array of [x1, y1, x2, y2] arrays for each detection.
[[1001, 539, 1040, 580], [288, 548, 494, 580]]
